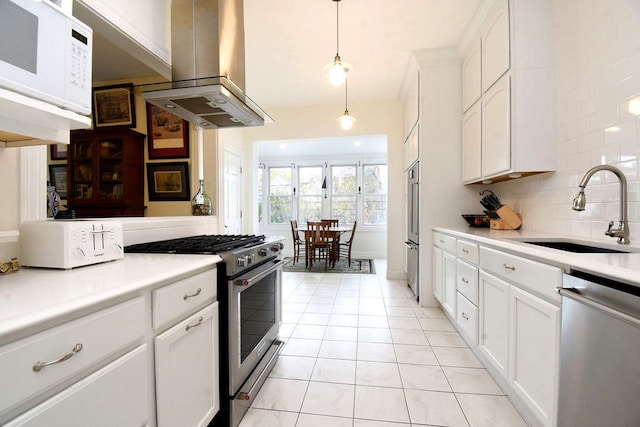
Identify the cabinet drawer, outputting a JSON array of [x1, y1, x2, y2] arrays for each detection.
[[456, 293, 478, 345], [0, 297, 145, 415], [153, 269, 217, 330], [5, 345, 149, 427], [433, 231, 456, 253], [457, 239, 479, 264], [456, 259, 478, 305], [480, 246, 562, 302]]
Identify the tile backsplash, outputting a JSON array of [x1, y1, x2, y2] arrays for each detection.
[[494, 0, 640, 242]]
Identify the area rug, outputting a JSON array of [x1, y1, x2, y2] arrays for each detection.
[[283, 257, 375, 274]]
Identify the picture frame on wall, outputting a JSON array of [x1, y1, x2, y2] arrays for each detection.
[[50, 144, 68, 160], [147, 162, 190, 201], [93, 83, 136, 128], [146, 103, 190, 159], [48, 164, 67, 199]]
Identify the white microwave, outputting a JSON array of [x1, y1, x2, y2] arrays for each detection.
[[0, 0, 93, 115]]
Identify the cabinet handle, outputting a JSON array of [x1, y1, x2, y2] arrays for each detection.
[[439, 239, 445, 244], [462, 248, 469, 254], [461, 312, 469, 320], [33, 343, 83, 372], [461, 277, 469, 284], [503, 264, 516, 271], [185, 316, 204, 331], [183, 287, 202, 300]]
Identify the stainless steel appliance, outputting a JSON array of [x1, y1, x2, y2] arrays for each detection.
[[20, 220, 124, 269], [125, 234, 284, 427], [558, 270, 640, 426], [405, 161, 419, 300]]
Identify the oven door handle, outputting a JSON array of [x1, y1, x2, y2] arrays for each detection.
[[232, 259, 284, 289]]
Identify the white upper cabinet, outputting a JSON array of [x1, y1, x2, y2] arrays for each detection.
[[461, 38, 482, 112], [403, 67, 420, 141], [482, 0, 510, 91], [459, 0, 555, 184], [73, 0, 171, 80]]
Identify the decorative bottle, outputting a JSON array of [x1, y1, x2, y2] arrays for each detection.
[[46, 181, 60, 218], [191, 179, 213, 216]]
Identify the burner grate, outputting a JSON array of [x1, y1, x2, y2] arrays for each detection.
[[124, 234, 266, 255]]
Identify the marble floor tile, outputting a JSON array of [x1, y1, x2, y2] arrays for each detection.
[[404, 389, 468, 427], [443, 367, 504, 395], [356, 360, 402, 387], [387, 317, 422, 330], [386, 307, 417, 318], [433, 347, 483, 368], [412, 306, 447, 318], [425, 331, 467, 347], [281, 338, 322, 357], [328, 313, 359, 327], [324, 325, 358, 341], [398, 364, 451, 392], [357, 342, 397, 362], [383, 297, 413, 307], [318, 340, 358, 360], [269, 355, 316, 380], [358, 327, 393, 343], [390, 329, 429, 345], [332, 304, 360, 314], [359, 305, 387, 316], [311, 358, 356, 384], [298, 312, 331, 325], [282, 311, 303, 324], [291, 324, 327, 339], [456, 394, 528, 427], [250, 378, 308, 412], [296, 413, 352, 427], [393, 344, 439, 366], [304, 303, 334, 314], [300, 382, 355, 418], [278, 323, 296, 339], [358, 315, 389, 328], [418, 317, 456, 332], [238, 408, 298, 427], [352, 420, 411, 427], [354, 385, 410, 423]]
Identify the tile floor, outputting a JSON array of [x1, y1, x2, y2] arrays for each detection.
[[239, 260, 529, 427]]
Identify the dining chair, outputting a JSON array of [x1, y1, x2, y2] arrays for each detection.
[[321, 219, 339, 227], [290, 219, 305, 264], [306, 221, 332, 270], [337, 221, 357, 267]]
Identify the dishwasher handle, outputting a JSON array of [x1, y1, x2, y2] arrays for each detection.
[[558, 287, 640, 328]]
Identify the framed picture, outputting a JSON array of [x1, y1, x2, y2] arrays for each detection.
[[93, 83, 136, 128], [48, 164, 67, 199], [147, 162, 190, 201], [50, 143, 67, 160], [146, 103, 190, 159]]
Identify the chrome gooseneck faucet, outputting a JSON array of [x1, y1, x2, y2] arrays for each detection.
[[572, 165, 630, 244]]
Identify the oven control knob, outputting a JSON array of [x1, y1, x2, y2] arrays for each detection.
[[270, 244, 281, 252], [258, 248, 268, 257], [247, 254, 255, 264], [237, 256, 247, 267]]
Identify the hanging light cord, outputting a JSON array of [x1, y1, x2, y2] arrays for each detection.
[[344, 78, 349, 113], [335, 0, 340, 56]]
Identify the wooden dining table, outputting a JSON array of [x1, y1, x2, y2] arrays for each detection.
[[296, 226, 352, 268]]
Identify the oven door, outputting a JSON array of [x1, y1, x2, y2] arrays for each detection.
[[228, 258, 283, 395]]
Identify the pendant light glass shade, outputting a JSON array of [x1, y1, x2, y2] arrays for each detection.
[[337, 109, 355, 130], [323, 0, 351, 86]]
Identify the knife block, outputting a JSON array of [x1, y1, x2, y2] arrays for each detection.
[[490, 205, 522, 230]]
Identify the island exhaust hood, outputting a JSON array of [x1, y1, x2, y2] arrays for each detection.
[[141, 0, 271, 129]]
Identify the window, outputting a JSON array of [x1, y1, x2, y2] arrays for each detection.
[[268, 167, 292, 224], [363, 164, 387, 225], [331, 165, 357, 223], [298, 166, 323, 222]]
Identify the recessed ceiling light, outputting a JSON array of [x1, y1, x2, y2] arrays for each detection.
[[605, 126, 621, 132], [629, 96, 640, 116]]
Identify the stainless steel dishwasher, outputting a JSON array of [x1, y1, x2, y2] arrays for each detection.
[[558, 270, 640, 427]]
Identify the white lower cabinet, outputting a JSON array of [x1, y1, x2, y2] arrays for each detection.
[[456, 292, 478, 345], [509, 286, 560, 427], [155, 302, 219, 427], [432, 246, 444, 304], [5, 345, 149, 427], [478, 271, 510, 378], [442, 252, 457, 317]]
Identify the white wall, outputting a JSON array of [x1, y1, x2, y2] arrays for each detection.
[[234, 100, 405, 278], [493, 0, 640, 242]]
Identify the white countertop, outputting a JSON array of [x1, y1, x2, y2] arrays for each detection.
[[0, 254, 221, 342], [434, 227, 640, 286]]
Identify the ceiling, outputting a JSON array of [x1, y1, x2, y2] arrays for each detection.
[[258, 134, 387, 158], [86, 0, 482, 110]]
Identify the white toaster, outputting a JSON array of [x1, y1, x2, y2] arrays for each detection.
[[20, 220, 124, 269]]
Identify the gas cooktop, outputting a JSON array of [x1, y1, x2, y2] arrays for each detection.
[[124, 234, 267, 255]]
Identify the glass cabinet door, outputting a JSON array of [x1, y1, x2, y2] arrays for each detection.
[[98, 138, 124, 201], [71, 140, 93, 200]]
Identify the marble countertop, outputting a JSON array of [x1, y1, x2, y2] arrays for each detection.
[[0, 254, 222, 342], [433, 227, 640, 286]]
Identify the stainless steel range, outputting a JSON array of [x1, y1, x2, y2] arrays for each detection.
[[125, 234, 284, 427]]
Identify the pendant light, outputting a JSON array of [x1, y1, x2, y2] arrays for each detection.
[[337, 77, 356, 130], [323, 0, 352, 86]]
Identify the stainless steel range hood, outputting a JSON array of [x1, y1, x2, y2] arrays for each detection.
[[140, 0, 271, 129]]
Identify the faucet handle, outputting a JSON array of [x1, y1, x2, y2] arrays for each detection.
[[605, 221, 615, 237]]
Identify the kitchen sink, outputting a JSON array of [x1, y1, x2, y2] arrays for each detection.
[[521, 240, 632, 254]]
